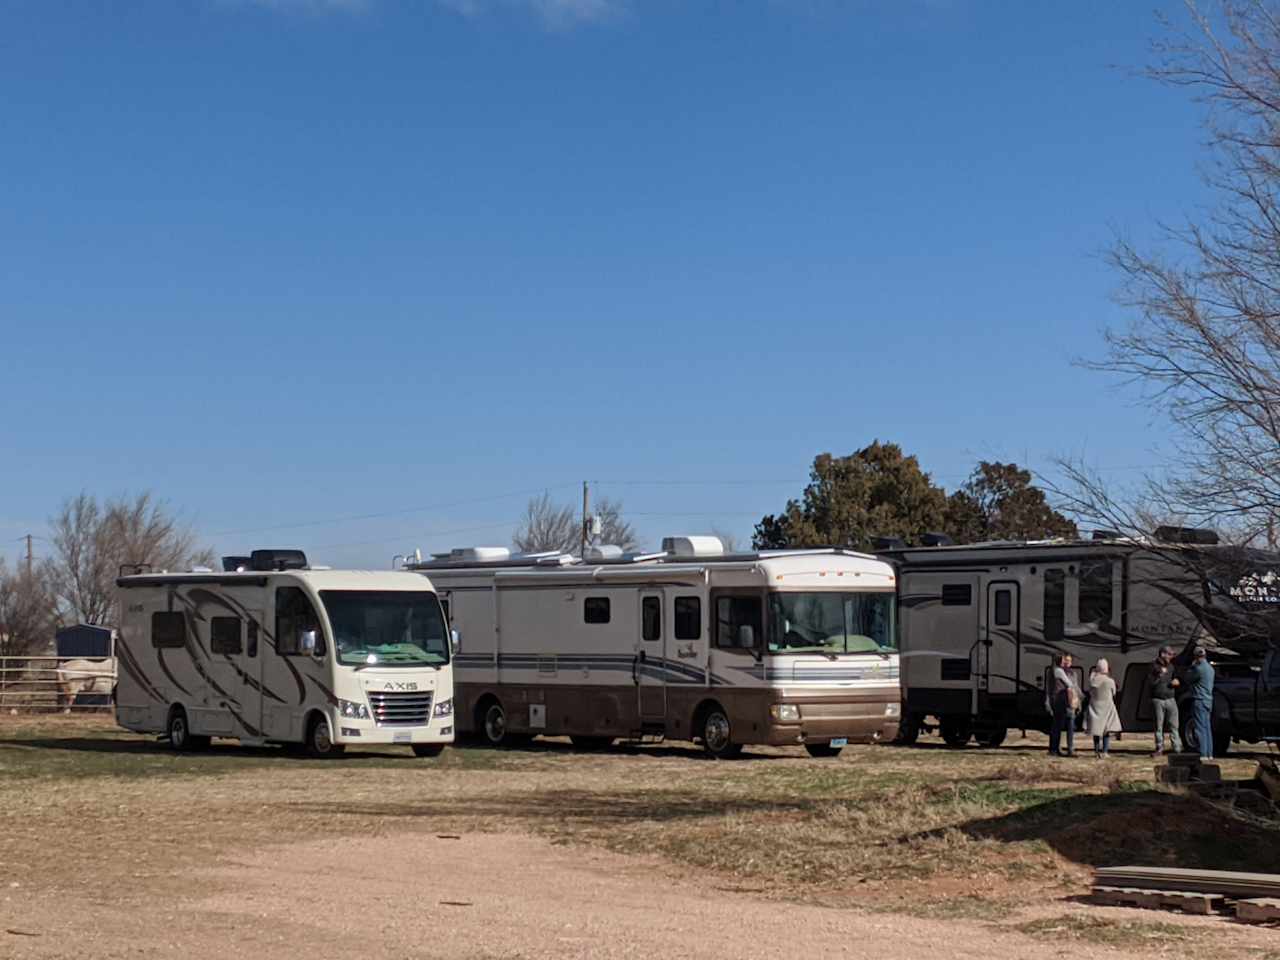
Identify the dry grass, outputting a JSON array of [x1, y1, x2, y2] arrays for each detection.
[[1015, 915, 1204, 947], [2, 715, 1276, 943]]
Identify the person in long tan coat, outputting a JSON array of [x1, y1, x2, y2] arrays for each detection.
[[1086, 658, 1122, 758]]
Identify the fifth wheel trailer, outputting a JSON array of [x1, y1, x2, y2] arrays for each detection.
[[885, 533, 1280, 753], [407, 537, 901, 758]]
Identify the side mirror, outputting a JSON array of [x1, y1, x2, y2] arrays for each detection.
[[737, 625, 755, 650], [450, 628, 461, 654], [300, 629, 318, 655]]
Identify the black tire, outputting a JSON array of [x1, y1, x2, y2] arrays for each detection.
[[698, 704, 742, 759], [167, 706, 194, 752], [974, 725, 1008, 749], [940, 716, 972, 748], [1180, 710, 1231, 758], [306, 714, 345, 758], [804, 742, 844, 759], [412, 744, 445, 758], [570, 735, 614, 751], [893, 713, 922, 746], [479, 699, 510, 748]]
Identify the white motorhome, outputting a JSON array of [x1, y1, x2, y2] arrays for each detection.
[[406, 537, 901, 758], [886, 531, 1279, 753], [115, 550, 455, 757]]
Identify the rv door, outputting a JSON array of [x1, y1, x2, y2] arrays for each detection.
[[637, 591, 666, 726], [983, 582, 1020, 702]]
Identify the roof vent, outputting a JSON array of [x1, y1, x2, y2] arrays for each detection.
[[661, 535, 724, 558], [1092, 529, 1121, 541], [249, 549, 308, 572], [584, 545, 624, 562], [919, 532, 954, 547], [1154, 526, 1219, 545], [222, 555, 251, 572], [450, 546, 511, 563]]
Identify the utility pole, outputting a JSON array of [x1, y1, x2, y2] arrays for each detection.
[[580, 481, 590, 557], [25, 534, 33, 579]]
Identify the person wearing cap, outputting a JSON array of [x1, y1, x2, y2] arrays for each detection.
[[1186, 644, 1216, 759], [1150, 645, 1182, 755]]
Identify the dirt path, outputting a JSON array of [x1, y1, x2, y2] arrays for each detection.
[[0, 830, 1228, 960]]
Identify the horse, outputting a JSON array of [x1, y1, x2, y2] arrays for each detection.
[[55, 658, 117, 712]]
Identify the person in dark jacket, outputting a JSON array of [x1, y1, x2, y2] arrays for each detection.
[[1186, 645, 1216, 759], [1150, 645, 1182, 755]]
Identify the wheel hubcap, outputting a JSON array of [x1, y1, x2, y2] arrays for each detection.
[[172, 717, 185, 745], [314, 722, 331, 753], [704, 712, 730, 752], [485, 707, 505, 743]]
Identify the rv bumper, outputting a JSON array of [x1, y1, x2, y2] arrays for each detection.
[[331, 719, 455, 746], [763, 697, 900, 746]]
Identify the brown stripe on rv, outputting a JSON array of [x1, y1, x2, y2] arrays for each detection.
[[114, 639, 165, 703]]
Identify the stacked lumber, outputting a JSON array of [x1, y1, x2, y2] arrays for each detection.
[[1259, 756, 1280, 803], [1155, 752, 1220, 784], [1092, 866, 1280, 925]]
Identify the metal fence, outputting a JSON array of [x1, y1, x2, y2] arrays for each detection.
[[0, 656, 116, 713]]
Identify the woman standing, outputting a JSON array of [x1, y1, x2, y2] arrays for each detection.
[[1087, 658, 1122, 757]]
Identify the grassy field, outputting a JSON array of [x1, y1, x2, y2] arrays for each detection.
[[2, 716, 1277, 952]]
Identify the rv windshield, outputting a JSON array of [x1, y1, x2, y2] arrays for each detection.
[[321, 590, 450, 668], [768, 591, 896, 655]]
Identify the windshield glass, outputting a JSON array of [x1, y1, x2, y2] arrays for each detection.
[[321, 590, 450, 667], [768, 591, 896, 655]]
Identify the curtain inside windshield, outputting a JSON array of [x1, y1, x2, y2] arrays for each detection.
[[768, 592, 895, 654], [321, 591, 449, 667]]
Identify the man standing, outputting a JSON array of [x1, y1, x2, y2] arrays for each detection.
[[1186, 645, 1216, 760], [1049, 653, 1080, 757], [1150, 646, 1182, 755]]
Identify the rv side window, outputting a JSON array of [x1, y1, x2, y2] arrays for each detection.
[[1044, 569, 1065, 644], [993, 590, 1012, 627], [1078, 560, 1113, 625], [276, 586, 324, 656], [247, 621, 259, 658], [941, 584, 972, 606], [210, 616, 242, 655], [151, 611, 186, 649], [715, 595, 762, 650], [584, 597, 611, 624], [641, 597, 661, 642], [674, 596, 701, 640]]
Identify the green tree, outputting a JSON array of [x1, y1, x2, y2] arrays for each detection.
[[753, 442, 948, 550], [944, 462, 1076, 543]]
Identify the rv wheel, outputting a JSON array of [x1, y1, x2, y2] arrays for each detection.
[[699, 706, 742, 759], [481, 700, 509, 747], [804, 742, 843, 759], [167, 707, 210, 752], [306, 714, 345, 758], [940, 716, 972, 748], [974, 725, 1007, 749], [893, 713, 922, 746], [1180, 711, 1231, 759]]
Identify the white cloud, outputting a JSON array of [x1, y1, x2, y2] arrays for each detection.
[[437, 0, 624, 28]]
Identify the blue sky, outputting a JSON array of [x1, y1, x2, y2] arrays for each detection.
[[0, 0, 1213, 567]]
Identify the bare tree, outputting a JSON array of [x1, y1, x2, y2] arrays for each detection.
[[512, 492, 578, 554], [0, 560, 60, 658], [512, 492, 640, 554], [1090, 2, 1280, 543], [706, 524, 742, 552], [46, 492, 213, 625]]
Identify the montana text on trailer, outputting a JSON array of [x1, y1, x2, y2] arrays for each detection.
[[405, 537, 900, 758], [114, 550, 456, 758]]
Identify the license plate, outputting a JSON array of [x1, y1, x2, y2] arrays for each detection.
[[830, 738, 848, 747], [393, 732, 412, 744]]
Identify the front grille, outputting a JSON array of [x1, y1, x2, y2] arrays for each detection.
[[367, 690, 433, 726]]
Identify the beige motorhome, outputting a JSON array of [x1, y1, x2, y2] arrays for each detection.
[[115, 549, 455, 757], [406, 537, 900, 758]]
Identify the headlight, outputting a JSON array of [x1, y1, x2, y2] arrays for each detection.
[[769, 703, 801, 722], [433, 697, 454, 718], [339, 699, 370, 720], [885, 702, 901, 717]]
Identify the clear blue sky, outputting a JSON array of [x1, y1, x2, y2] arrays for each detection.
[[0, 0, 1212, 568]]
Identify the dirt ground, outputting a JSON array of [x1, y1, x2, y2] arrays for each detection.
[[1, 717, 1277, 959]]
